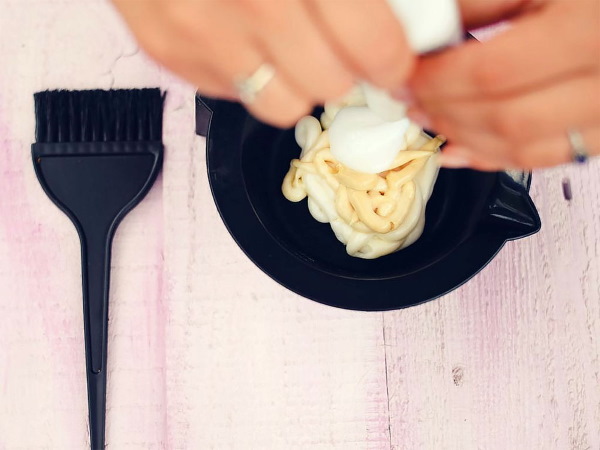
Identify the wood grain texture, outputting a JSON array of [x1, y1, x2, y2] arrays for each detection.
[[384, 164, 600, 450], [0, 2, 598, 449], [0, 2, 389, 448]]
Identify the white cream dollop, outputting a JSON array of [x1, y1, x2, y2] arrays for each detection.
[[386, 0, 462, 54], [358, 0, 462, 122], [361, 83, 408, 122], [329, 106, 412, 174]]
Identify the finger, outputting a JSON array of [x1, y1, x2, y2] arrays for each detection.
[[439, 127, 599, 170], [410, 1, 599, 102], [243, 72, 314, 128], [152, 51, 239, 100], [118, 1, 240, 99], [127, 0, 312, 127], [171, 35, 312, 127], [171, 16, 313, 127], [424, 117, 517, 167], [414, 107, 555, 168], [439, 147, 506, 171], [457, 0, 545, 29], [305, 0, 414, 89], [145, 33, 239, 99], [407, 103, 514, 164], [249, 0, 355, 103], [519, 127, 600, 167], [413, 74, 600, 146]]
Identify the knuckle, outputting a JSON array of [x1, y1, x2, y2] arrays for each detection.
[[160, 2, 213, 42], [472, 59, 505, 95], [174, 14, 211, 42], [581, 33, 600, 68], [255, 102, 312, 128], [237, 0, 268, 15], [427, 115, 453, 140], [316, 78, 355, 103], [298, 47, 357, 102], [507, 146, 530, 168], [238, 0, 283, 30], [363, 36, 413, 87], [491, 110, 528, 144]]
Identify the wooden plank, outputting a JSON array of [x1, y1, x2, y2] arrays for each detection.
[[2, 2, 599, 449], [384, 162, 600, 449], [158, 105, 391, 449], [0, 2, 390, 448]]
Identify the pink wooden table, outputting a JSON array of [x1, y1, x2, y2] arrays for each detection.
[[1, 2, 599, 449]]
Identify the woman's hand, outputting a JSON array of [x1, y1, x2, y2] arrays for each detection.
[[407, 0, 600, 170], [111, 0, 414, 128]]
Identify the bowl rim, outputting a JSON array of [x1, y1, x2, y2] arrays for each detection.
[[198, 95, 539, 311]]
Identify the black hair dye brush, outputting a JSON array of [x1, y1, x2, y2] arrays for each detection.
[[32, 89, 165, 449]]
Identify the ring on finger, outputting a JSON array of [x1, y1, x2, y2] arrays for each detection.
[[234, 63, 276, 105], [567, 129, 589, 164]]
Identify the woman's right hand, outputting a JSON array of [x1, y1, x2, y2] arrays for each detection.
[[111, 0, 415, 127]]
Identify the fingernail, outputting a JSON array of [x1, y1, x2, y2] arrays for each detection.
[[391, 87, 415, 105], [438, 152, 471, 168], [407, 109, 432, 129]]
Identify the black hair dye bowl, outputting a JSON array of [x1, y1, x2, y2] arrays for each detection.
[[196, 96, 541, 311]]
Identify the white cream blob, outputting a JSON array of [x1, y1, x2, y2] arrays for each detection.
[[386, 0, 462, 54], [328, 106, 412, 174], [361, 83, 408, 122], [347, 0, 463, 131]]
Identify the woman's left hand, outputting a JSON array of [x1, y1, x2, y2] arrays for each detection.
[[406, 0, 600, 171]]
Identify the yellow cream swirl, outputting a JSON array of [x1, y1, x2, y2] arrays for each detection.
[[282, 114, 443, 259]]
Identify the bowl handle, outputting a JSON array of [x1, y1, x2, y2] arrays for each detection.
[[484, 172, 541, 240], [196, 94, 215, 137]]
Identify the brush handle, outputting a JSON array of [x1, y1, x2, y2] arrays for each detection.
[[32, 142, 164, 450], [82, 229, 111, 450], [86, 369, 107, 450]]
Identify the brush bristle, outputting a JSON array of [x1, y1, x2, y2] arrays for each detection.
[[34, 89, 165, 143]]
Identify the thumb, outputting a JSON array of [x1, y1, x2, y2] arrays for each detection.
[[458, 0, 546, 29]]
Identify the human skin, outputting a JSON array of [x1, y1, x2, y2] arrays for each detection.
[[408, 0, 600, 170], [110, 0, 414, 128], [111, 0, 599, 170]]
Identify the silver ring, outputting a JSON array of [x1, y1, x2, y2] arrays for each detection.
[[234, 63, 276, 105], [567, 129, 589, 164]]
